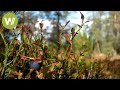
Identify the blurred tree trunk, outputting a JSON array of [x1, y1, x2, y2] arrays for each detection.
[[113, 11, 118, 36], [56, 11, 61, 53], [46, 11, 70, 54]]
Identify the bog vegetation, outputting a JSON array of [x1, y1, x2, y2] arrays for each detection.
[[0, 11, 120, 79]]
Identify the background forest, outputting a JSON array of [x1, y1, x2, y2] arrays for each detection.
[[0, 11, 120, 79]]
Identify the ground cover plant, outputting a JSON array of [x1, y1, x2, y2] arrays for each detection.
[[0, 11, 120, 79]]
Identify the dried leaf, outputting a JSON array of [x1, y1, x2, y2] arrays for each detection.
[[80, 12, 84, 23], [39, 20, 44, 30], [64, 20, 70, 28], [25, 69, 34, 79], [64, 34, 72, 45], [17, 70, 23, 79], [71, 32, 76, 37]]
